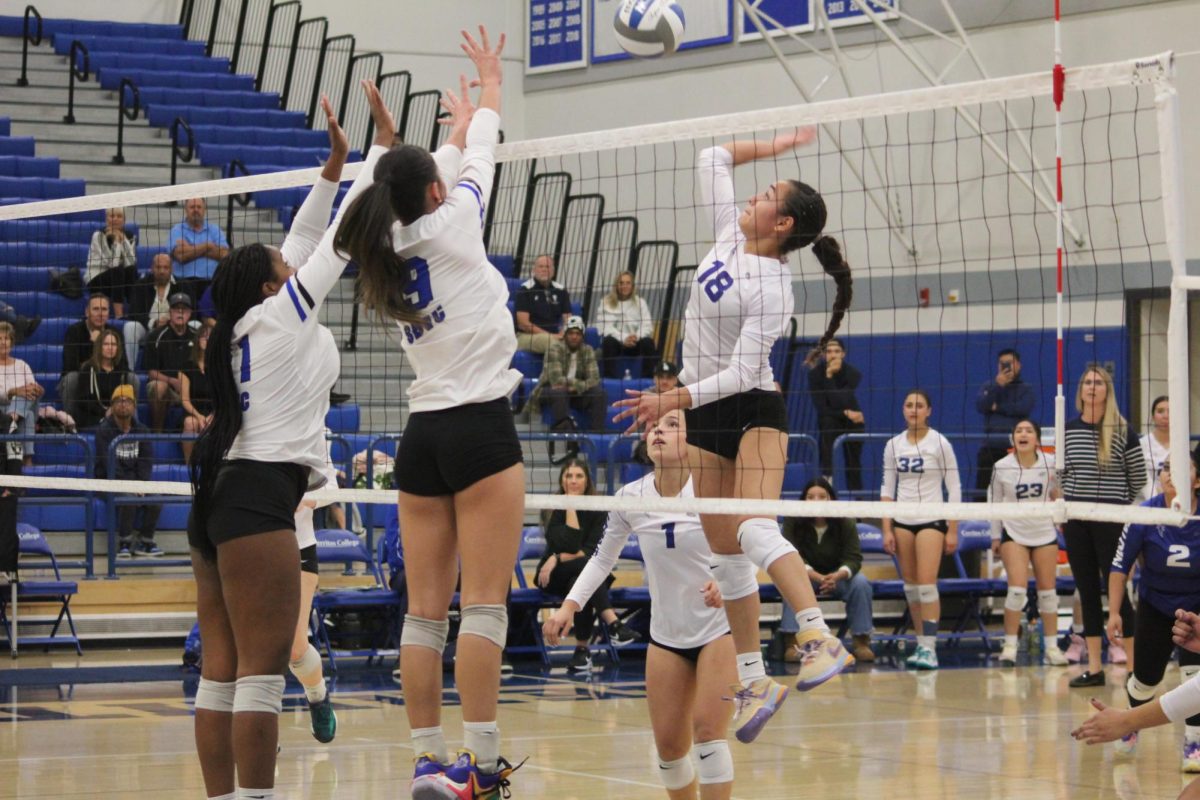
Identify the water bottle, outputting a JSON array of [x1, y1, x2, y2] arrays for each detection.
[[623, 368, 632, 381], [1029, 619, 1043, 658]]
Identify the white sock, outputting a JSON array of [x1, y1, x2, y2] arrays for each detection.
[[1072, 623, 1084, 635], [209, 794, 236, 800], [917, 635, 936, 651], [1004, 635, 1018, 650], [736, 652, 766, 687], [1187, 725, 1200, 743], [236, 789, 273, 800], [304, 679, 327, 704], [412, 726, 447, 764], [463, 720, 500, 773], [794, 606, 831, 636]]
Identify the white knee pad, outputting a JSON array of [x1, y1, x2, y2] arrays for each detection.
[[460, 604, 508, 648], [709, 553, 759, 601], [1004, 586, 1028, 613], [194, 678, 236, 713], [1037, 589, 1058, 616], [232, 674, 285, 715], [736, 518, 797, 571], [1182, 665, 1200, 682], [289, 642, 322, 677], [695, 740, 734, 785], [903, 583, 920, 607], [656, 753, 695, 791], [1127, 675, 1160, 703], [401, 615, 450, 653], [918, 584, 939, 606]]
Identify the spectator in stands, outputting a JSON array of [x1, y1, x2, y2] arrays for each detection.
[[781, 477, 875, 664], [514, 254, 571, 353], [0, 321, 43, 465], [60, 294, 126, 412], [86, 207, 138, 317], [808, 338, 866, 493], [123, 252, 186, 370], [145, 293, 197, 432], [170, 197, 229, 296], [95, 384, 161, 558], [975, 349, 1035, 498], [0, 301, 40, 344], [73, 329, 139, 429], [652, 360, 679, 393], [536, 458, 640, 671], [533, 315, 606, 432], [1062, 365, 1145, 688], [596, 270, 657, 378], [180, 325, 212, 464]]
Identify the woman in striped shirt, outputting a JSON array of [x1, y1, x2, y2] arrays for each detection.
[[1061, 365, 1146, 688]]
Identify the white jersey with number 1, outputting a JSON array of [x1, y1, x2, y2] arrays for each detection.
[[565, 473, 730, 650]]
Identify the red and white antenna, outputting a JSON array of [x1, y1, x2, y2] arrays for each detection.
[[1053, 0, 1066, 472]]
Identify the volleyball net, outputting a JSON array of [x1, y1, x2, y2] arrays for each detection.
[[0, 51, 1190, 547]]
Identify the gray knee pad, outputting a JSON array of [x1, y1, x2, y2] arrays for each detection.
[[1127, 675, 1160, 703], [401, 615, 450, 653], [695, 740, 734, 784], [194, 678, 236, 713], [709, 553, 759, 601], [1037, 589, 1058, 616], [460, 604, 508, 648], [1004, 586, 1028, 613], [232, 674, 285, 715], [657, 753, 695, 790], [918, 584, 939, 605], [903, 583, 920, 607]]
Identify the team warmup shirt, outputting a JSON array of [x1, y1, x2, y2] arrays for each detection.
[[1139, 433, 1169, 503], [1111, 493, 1200, 618], [681, 147, 794, 409], [988, 451, 1059, 547], [565, 473, 730, 650], [390, 108, 521, 413], [224, 146, 384, 489], [880, 428, 962, 526]]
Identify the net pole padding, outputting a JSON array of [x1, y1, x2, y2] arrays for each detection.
[[1053, 0, 1067, 474], [1155, 54, 1193, 517], [0, 53, 1178, 223], [0, 474, 1188, 527]]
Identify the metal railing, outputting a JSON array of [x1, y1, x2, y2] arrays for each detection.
[[169, 116, 196, 186], [112, 77, 140, 164], [16, 4, 42, 87], [225, 158, 252, 240], [63, 40, 89, 124], [256, 0, 300, 96]]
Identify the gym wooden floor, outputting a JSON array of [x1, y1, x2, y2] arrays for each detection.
[[0, 649, 1192, 799]]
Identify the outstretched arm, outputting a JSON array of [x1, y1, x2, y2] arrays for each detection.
[[460, 26, 504, 116], [722, 126, 817, 166]]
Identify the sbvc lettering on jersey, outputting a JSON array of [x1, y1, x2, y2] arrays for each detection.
[[399, 256, 445, 344], [401, 305, 447, 344]]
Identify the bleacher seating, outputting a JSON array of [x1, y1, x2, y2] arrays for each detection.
[[52, 33, 206, 57], [0, 117, 9, 136], [0, 136, 34, 157], [135, 86, 282, 111], [88, 52, 233, 76], [0, 242, 88, 265], [189, 125, 330, 148], [98, 67, 255, 93], [0, 156, 58, 178], [0, 17, 184, 40], [0, 220, 135, 243], [0, 291, 86, 318], [146, 105, 305, 130], [0, 177, 84, 200], [200, 144, 359, 170]]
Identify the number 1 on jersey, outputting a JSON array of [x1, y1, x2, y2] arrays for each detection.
[[661, 522, 676, 549]]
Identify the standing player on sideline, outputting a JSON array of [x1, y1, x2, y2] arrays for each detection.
[[1105, 447, 1200, 768], [988, 419, 1069, 667], [1139, 396, 1170, 502], [544, 410, 738, 799], [616, 128, 854, 741], [334, 27, 524, 800], [186, 87, 388, 800], [880, 389, 962, 671]]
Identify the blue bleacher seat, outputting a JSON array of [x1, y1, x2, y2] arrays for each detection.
[[53, 33, 206, 57], [0, 118, 9, 136], [0, 177, 85, 201], [134, 86, 282, 112], [1, 17, 185, 40], [98, 68, 256, 93], [489, 254, 516, 277], [0, 137, 34, 157], [325, 404, 360, 434], [20, 316, 72, 347], [1, 292, 85, 319], [0, 266, 48, 292], [511, 350, 542, 379], [254, 184, 348, 211], [201, 144, 358, 170], [189, 125, 329, 148], [781, 462, 812, 499], [89, 51, 232, 76], [11, 344, 61, 373], [0, 241, 88, 267], [0, 220, 130, 244], [146, 105, 306, 131], [0, 156, 58, 178]]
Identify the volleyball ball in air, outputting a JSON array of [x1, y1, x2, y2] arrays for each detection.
[[613, 0, 686, 58]]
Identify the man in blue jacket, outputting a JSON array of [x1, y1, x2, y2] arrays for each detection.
[[975, 349, 1035, 497]]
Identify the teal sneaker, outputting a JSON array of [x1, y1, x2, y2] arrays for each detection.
[[308, 695, 337, 743]]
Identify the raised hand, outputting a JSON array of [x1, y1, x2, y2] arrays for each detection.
[[460, 25, 505, 86], [773, 126, 817, 154], [321, 95, 349, 163], [362, 79, 397, 149], [438, 73, 476, 151]]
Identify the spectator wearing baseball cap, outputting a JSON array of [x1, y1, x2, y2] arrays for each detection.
[[653, 360, 680, 394], [95, 383, 162, 558], [532, 315, 607, 432], [145, 292, 197, 431]]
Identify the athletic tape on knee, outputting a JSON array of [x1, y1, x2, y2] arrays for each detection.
[[736, 518, 796, 571], [903, 583, 920, 607], [460, 604, 508, 648], [232, 674, 285, 715], [1037, 589, 1058, 616], [709, 553, 759, 601], [656, 754, 695, 790], [1004, 586, 1028, 613], [918, 584, 939, 605], [695, 740, 734, 785], [289, 643, 322, 677], [401, 615, 450, 653], [1127, 675, 1160, 703], [194, 678, 236, 713]]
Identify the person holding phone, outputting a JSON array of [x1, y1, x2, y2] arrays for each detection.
[[974, 349, 1035, 498]]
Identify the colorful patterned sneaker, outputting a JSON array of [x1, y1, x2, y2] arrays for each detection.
[[410, 753, 451, 799], [1064, 633, 1086, 663], [1113, 731, 1138, 757], [907, 645, 939, 671], [730, 676, 790, 744], [308, 695, 337, 743], [998, 644, 1018, 667], [1043, 644, 1069, 666], [1182, 740, 1200, 773], [793, 630, 851, 691], [422, 750, 524, 800]]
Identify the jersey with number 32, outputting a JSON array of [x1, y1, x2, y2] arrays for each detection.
[[681, 147, 794, 410], [1113, 494, 1200, 616], [390, 108, 520, 413]]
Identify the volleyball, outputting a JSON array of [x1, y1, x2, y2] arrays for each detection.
[[613, 0, 686, 58]]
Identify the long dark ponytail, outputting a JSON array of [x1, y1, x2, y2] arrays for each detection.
[[334, 145, 439, 325], [778, 180, 853, 366], [189, 243, 274, 534]]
